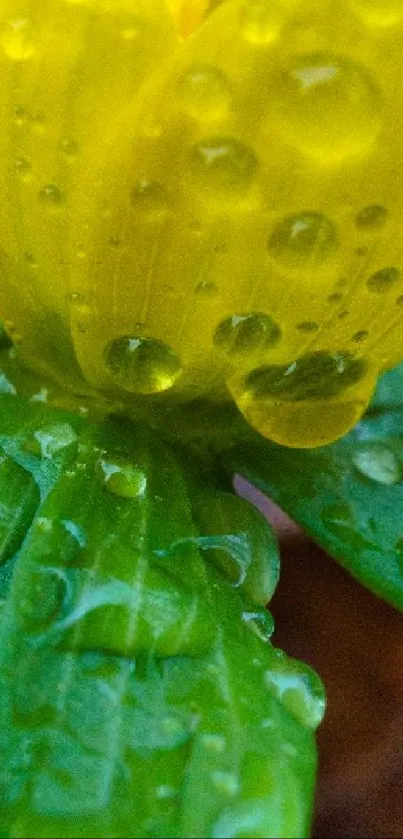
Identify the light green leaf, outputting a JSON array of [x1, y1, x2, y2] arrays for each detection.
[[0, 400, 321, 839]]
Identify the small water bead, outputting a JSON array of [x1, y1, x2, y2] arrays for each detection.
[[296, 321, 319, 333], [2, 18, 35, 61], [265, 650, 326, 729], [60, 138, 79, 159], [356, 205, 388, 230], [211, 770, 240, 797], [245, 351, 367, 402], [242, 610, 274, 642], [214, 313, 281, 355], [12, 104, 27, 126], [353, 443, 402, 485], [104, 336, 182, 395], [276, 53, 381, 162], [155, 785, 178, 800], [327, 292, 343, 304], [190, 137, 257, 194], [38, 184, 65, 211], [268, 212, 338, 271], [130, 180, 168, 215], [366, 266, 401, 292], [195, 280, 219, 298], [24, 423, 78, 459], [23, 568, 66, 629], [14, 158, 31, 180], [351, 330, 369, 343], [177, 65, 231, 120], [96, 457, 147, 499], [202, 734, 227, 754]]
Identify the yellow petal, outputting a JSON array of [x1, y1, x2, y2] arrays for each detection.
[[166, 0, 210, 36]]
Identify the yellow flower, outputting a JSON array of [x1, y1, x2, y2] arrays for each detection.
[[0, 0, 403, 447]]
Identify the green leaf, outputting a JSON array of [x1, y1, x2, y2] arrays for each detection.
[[368, 362, 403, 413], [0, 399, 322, 839], [224, 405, 403, 611]]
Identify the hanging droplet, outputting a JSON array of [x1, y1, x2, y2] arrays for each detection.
[[265, 649, 326, 729], [190, 137, 257, 194], [214, 312, 281, 354], [244, 351, 367, 401], [96, 457, 147, 499], [353, 443, 402, 485], [242, 609, 274, 642], [177, 65, 231, 120], [268, 212, 338, 271], [2, 18, 35, 61], [276, 53, 381, 161], [104, 336, 182, 395]]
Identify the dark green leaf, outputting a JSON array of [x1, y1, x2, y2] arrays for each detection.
[[0, 404, 321, 839], [224, 407, 403, 611]]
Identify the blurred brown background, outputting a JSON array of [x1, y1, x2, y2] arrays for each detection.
[[236, 479, 403, 839]]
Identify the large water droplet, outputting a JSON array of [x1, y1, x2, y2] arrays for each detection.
[[190, 137, 257, 194], [265, 649, 326, 729], [242, 609, 274, 642], [214, 312, 281, 354], [104, 336, 182, 394], [130, 180, 168, 215], [24, 423, 78, 459], [38, 184, 65, 211], [177, 65, 231, 120], [355, 204, 388, 230], [244, 351, 367, 401], [276, 53, 381, 161], [366, 266, 400, 292], [353, 443, 402, 485], [2, 18, 35, 61], [96, 457, 147, 499], [268, 212, 338, 270]]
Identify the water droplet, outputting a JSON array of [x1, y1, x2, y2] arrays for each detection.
[[351, 330, 369, 343], [22, 568, 66, 629], [276, 53, 381, 161], [177, 65, 231, 120], [108, 236, 122, 248], [190, 137, 257, 194], [38, 184, 65, 211], [214, 312, 281, 354], [355, 204, 388, 230], [353, 443, 402, 485], [268, 212, 338, 270], [60, 138, 79, 159], [130, 180, 168, 215], [155, 785, 178, 800], [240, 0, 285, 44], [242, 609, 274, 642], [265, 649, 326, 729], [350, 0, 403, 27], [2, 18, 35, 61], [211, 771, 240, 797], [24, 423, 78, 459], [12, 104, 27, 126], [202, 734, 226, 753], [195, 280, 218, 298], [14, 157, 31, 180], [96, 457, 147, 499], [366, 266, 400, 292], [296, 321, 319, 333], [327, 292, 343, 304], [396, 295, 403, 307], [244, 351, 367, 401], [104, 336, 182, 394], [24, 251, 37, 269]]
